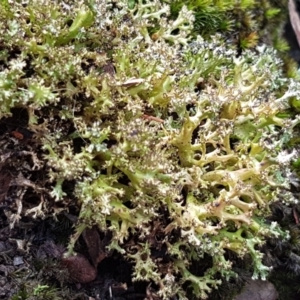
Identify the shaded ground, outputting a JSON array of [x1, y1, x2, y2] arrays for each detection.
[[0, 217, 154, 299]]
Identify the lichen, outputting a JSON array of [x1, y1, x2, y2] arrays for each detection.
[[1, 0, 299, 299]]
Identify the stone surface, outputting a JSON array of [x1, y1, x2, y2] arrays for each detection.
[[234, 280, 278, 300], [13, 256, 24, 266]]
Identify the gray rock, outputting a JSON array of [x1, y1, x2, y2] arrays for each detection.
[[234, 280, 278, 300], [13, 256, 24, 266]]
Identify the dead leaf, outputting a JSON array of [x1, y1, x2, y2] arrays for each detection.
[[82, 226, 107, 267], [62, 253, 97, 283], [289, 0, 300, 47]]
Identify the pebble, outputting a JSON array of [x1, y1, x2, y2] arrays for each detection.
[[13, 256, 24, 266]]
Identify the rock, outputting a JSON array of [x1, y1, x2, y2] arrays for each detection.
[[13, 256, 24, 266], [234, 280, 278, 300]]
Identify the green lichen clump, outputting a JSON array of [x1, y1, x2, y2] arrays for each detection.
[[1, 0, 300, 299]]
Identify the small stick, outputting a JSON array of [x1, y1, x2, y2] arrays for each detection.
[[142, 114, 164, 123], [293, 207, 299, 224]]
